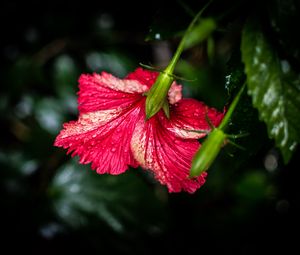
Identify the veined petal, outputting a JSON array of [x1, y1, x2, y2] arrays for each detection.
[[78, 72, 148, 113], [126, 67, 159, 88], [55, 67, 224, 193], [54, 101, 144, 175], [168, 99, 224, 139], [131, 109, 207, 193]]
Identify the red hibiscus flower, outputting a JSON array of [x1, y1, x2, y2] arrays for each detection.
[[54, 68, 223, 193]]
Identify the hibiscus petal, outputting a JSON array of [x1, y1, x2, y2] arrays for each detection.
[[168, 98, 224, 139], [78, 72, 148, 113], [131, 110, 207, 193], [126, 67, 159, 88], [54, 101, 144, 175], [168, 82, 182, 104]]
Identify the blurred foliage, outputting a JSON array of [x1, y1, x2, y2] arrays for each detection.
[[0, 0, 299, 254], [183, 18, 217, 50], [50, 159, 167, 233]]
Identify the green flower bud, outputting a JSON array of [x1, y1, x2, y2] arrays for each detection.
[[189, 83, 247, 177], [145, 71, 174, 119], [190, 128, 227, 177]]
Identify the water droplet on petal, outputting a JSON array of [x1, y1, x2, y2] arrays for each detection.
[[146, 158, 153, 164], [174, 138, 180, 144], [111, 147, 116, 152]]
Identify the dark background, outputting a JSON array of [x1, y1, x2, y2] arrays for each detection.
[[1, 0, 299, 254]]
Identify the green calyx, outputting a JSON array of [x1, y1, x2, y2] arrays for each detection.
[[145, 70, 174, 119]]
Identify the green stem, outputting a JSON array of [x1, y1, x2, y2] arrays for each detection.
[[145, 0, 213, 119], [166, 0, 213, 73], [218, 83, 246, 130]]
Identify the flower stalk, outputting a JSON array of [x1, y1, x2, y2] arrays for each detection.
[[145, 1, 213, 119], [190, 83, 246, 177]]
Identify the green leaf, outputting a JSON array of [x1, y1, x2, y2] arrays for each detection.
[[183, 18, 216, 50], [241, 18, 300, 163], [49, 160, 167, 233]]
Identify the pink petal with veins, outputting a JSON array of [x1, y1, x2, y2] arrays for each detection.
[[131, 108, 207, 193], [55, 104, 143, 174], [54, 73, 147, 174], [126, 67, 159, 88], [78, 72, 147, 113], [54, 68, 224, 193], [168, 99, 224, 139]]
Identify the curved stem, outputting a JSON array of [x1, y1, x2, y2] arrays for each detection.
[[219, 83, 246, 130], [165, 0, 213, 73], [145, 0, 213, 119]]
